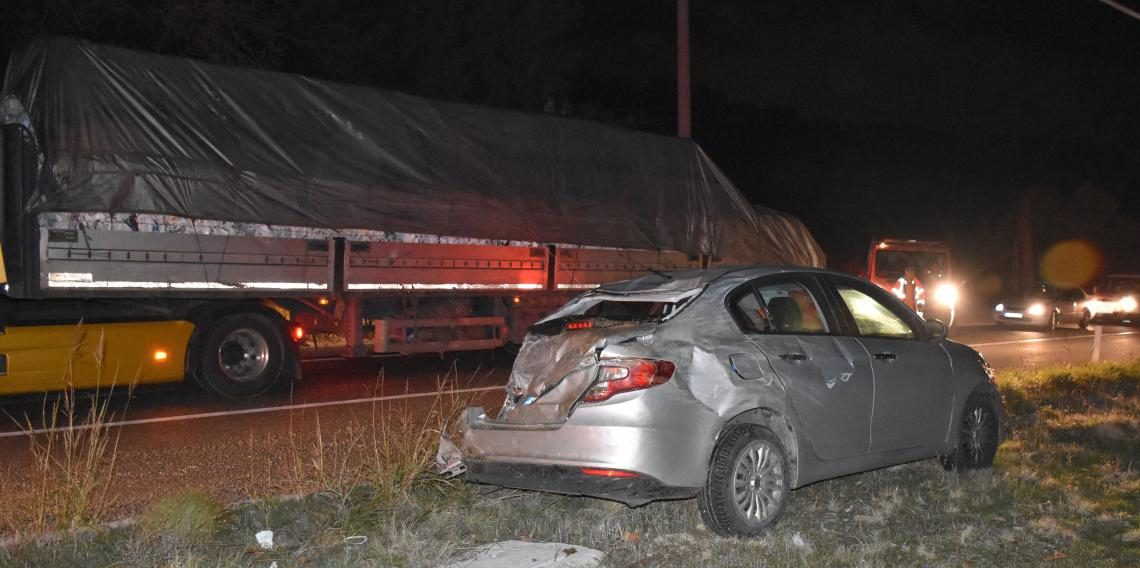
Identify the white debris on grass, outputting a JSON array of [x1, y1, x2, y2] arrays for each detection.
[[437, 540, 604, 568], [256, 530, 274, 550], [436, 436, 467, 478]]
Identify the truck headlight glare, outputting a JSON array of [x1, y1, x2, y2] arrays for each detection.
[[934, 283, 958, 307]]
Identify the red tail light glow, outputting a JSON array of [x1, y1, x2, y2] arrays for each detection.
[[580, 467, 640, 478], [290, 324, 305, 342], [566, 321, 593, 331], [582, 359, 675, 403]]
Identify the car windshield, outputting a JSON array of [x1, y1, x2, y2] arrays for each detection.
[[874, 250, 949, 281], [1105, 278, 1140, 295]]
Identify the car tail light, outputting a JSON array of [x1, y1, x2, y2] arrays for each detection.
[[582, 359, 675, 403]]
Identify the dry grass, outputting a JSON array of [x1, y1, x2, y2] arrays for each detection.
[[3, 327, 137, 537], [3, 359, 1139, 567]]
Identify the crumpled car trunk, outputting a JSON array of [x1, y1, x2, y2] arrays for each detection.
[[496, 323, 647, 424]]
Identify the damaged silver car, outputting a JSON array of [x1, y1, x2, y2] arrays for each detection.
[[456, 267, 1003, 537]]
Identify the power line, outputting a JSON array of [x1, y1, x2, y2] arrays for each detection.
[[1098, 0, 1140, 23]]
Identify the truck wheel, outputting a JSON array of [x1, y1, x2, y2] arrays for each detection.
[[196, 313, 285, 398]]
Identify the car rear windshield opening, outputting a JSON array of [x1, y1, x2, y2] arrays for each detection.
[[580, 300, 678, 321]]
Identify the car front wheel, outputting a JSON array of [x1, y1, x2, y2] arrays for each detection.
[[940, 393, 999, 471], [698, 425, 790, 537]]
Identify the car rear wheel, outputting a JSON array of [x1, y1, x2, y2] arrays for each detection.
[[698, 425, 789, 537], [940, 393, 999, 471]]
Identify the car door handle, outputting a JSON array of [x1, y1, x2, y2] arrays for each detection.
[[873, 352, 897, 361], [779, 352, 809, 362]]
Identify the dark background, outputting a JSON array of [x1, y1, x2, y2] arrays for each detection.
[[3, 0, 1138, 294]]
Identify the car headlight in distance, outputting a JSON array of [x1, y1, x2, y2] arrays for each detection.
[[1122, 296, 1138, 312], [994, 303, 1004, 312], [934, 283, 958, 307], [1027, 303, 1046, 316]]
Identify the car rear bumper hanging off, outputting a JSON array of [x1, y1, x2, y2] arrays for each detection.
[[463, 460, 700, 507]]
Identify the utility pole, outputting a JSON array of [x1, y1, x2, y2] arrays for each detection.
[[677, 0, 691, 138]]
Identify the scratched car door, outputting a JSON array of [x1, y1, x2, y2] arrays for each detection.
[[825, 275, 955, 453], [730, 276, 874, 460]]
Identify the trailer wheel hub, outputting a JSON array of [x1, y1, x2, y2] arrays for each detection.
[[217, 328, 270, 382]]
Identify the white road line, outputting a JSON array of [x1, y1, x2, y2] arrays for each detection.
[[968, 331, 1140, 348], [0, 385, 503, 439]]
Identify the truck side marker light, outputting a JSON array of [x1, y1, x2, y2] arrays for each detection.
[[153, 350, 168, 362], [291, 324, 306, 341], [318, 297, 330, 305], [580, 468, 640, 478]]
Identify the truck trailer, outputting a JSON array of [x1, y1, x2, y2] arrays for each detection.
[[0, 38, 823, 397]]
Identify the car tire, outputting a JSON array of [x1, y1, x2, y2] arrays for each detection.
[[195, 313, 285, 398], [698, 425, 790, 537], [940, 393, 999, 471], [1079, 311, 1091, 330]]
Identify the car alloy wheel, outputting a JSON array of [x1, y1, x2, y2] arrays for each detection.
[[698, 425, 791, 536], [731, 439, 785, 524]]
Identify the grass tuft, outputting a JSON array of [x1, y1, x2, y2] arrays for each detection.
[[139, 490, 228, 547], [13, 326, 137, 536]]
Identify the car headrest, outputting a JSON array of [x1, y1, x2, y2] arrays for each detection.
[[766, 296, 802, 332]]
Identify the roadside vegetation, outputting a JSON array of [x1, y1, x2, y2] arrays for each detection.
[[2, 359, 1138, 567], [0, 328, 136, 537]]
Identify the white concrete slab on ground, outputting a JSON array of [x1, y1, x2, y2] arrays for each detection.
[[437, 540, 604, 568]]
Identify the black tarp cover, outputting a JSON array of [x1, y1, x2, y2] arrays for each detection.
[[2, 38, 823, 267]]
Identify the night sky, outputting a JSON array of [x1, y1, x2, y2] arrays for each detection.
[[3, 0, 1138, 288]]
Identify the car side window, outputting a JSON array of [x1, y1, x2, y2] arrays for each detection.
[[728, 287, 768, 333], [833, 282, 916, 339], [727, 278, 832, 335], [753, 281, 830, 334]]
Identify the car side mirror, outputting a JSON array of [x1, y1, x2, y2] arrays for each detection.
[[925, 319, 949, 341]]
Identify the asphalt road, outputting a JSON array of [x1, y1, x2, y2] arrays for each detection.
[[0, 320, 1136, 526], [1, 320, 1135, 436]]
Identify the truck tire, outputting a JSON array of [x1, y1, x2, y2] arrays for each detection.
[[196, 313, 285, 398]]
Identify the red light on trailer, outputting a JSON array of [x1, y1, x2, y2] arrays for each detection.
[[580, 467, 640, 478], [566, 321, 593, 331], [291, 324, 305, 341]]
